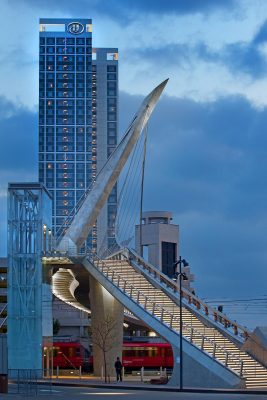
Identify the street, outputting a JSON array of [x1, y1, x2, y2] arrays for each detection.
[[2, 385, 267, 400]]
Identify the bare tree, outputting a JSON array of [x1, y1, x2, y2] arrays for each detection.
[[90, 314, 118, 382]]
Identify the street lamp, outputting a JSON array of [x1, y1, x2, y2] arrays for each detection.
[[48, 229, 52, 252], [43, 224, 47, 253], [173, 256, 189, 390]]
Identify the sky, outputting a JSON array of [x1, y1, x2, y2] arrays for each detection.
[[1, 0, 267, 329]]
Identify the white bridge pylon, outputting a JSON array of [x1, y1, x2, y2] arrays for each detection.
[[57, 79, 168, 251]]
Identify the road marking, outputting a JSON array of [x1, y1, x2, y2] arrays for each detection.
[[80, 392, 133, 396]]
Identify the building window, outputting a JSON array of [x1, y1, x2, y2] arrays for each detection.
[[47, 38, 55, 45], [107, 73, 116, 80], [46, 46, 55, 54], [77, 38, 85, 45], [162, 242, 177, 278], [107, 65, 116, 72]]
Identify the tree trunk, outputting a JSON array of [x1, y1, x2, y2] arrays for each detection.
[[104, 351, 107, 383]]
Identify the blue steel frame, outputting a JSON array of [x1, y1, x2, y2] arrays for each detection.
[[7, 183, 52, 372]]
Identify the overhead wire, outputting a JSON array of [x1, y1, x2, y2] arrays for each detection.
[[202, 296, 267, 318]]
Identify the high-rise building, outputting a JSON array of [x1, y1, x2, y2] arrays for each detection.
[[39, 19, 118, 252]]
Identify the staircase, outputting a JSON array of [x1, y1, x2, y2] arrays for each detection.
[[69, 249, 267, 389]]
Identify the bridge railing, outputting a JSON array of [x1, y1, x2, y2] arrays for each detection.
[[44, 241, 250, 343], [86, 251, 244, 378], [110, 248, 250, 342]]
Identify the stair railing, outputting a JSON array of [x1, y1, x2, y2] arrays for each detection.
[[117, 248, 249, 341], [85, 251, 244, 377]]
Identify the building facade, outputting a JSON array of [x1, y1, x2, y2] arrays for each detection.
[[39, 19, 118, 252], [0, 258, 7, 334], [135, 211, 179, 277], [135, 211, 194, 289]]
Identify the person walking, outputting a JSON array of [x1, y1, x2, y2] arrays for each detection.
[[114, 356, 123, 382]]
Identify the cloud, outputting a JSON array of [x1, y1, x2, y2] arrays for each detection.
[[124, 18, 267, 81], [128, 44, 194, 69], [222, 42, 267, 78], [0, 97, 38, 171], [8, 0, 237, 22], [253, 19, 267, 44], [202, 17, 267, 79], [141, 93, 267, 218], [128, 39, 267, 80]]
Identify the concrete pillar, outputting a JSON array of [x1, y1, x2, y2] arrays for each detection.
[[89, 275, 124, 378]]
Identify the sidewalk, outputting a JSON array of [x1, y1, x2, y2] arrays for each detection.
[[39, 374, 174, 391], [36, 375, 267, 394], [4, 374, 267, 396]]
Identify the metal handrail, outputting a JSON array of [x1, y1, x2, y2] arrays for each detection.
[[118, 248, 250, 340], [0, 316, 7, 329], [0, 303, 7, 314], [0, 304, 7, 328], [86, 252, 244, 377]]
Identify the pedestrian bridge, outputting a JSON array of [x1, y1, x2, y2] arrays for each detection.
[[45, 79, 267, 389]]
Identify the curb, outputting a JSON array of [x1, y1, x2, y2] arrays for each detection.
[[35, 380, 267, 395]]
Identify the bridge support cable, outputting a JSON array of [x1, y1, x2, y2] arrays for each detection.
[[96, 127, 147, 258], [114, 128, 148, 252], [139, 123, 148, 258]]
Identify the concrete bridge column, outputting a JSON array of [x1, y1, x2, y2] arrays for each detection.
[[89, 275, 124, 378]]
